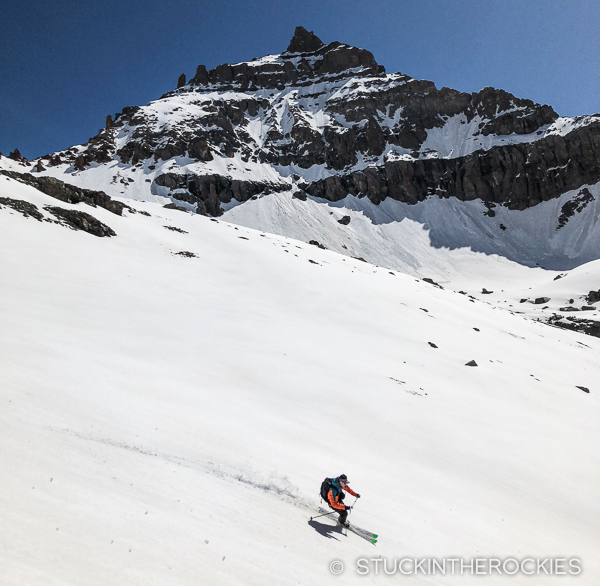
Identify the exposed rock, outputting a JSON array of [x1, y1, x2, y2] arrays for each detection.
[[8, 148, 27, 163], [586, 289, 600, 303], [0, 171, 127, 215], [74, 156, 86, 171], [177, 73, 187, 89], [557, 188, 595, 229], [482, 288, 493, 294], [534, 297, 551, 304], [174, 250, 197, 258], [154, 173, 288, 216], [546, 314, 600, 338], [163, 202, 188, 212], [164, 225, 188, 233], [286, 26, 324, 53], [183, 28, 382, 93], [422, 278, 443, 289], [337, 215, 351, 225], [34, 160, 46, 173], [309, 240, 327, 249], [292, 190, 307, 201], [428, 342, 438, 348], [0, 196, 44, 221], [45, 206, 116, 237], [581, 306, 595, 311], [190, 65, 209, 85], [465, 360, 478, 367], [559, 307, 579, 312], [576, 386, 590, 393], [307, 119, 600, 211]]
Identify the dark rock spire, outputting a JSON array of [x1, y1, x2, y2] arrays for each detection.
[[286, 26, 324, 53]]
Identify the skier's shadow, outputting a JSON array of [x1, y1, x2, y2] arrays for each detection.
[[308, 519, 344, 541]]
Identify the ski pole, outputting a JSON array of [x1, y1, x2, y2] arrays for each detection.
[[310, 510, 337, 521]]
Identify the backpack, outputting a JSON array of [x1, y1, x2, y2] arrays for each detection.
[[320, 477, 333, 502]]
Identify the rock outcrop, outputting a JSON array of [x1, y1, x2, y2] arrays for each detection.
[[305, 120, 600, 209], [1, 171, 127, 215], [45, 206, 116, 237], [154, 173, 289, 216]]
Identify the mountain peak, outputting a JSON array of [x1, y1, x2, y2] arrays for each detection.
[[286, 26, 324, 53], [182, 27, 383, 92]]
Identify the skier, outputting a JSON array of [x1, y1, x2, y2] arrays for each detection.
[[326, 474, 360, 528]]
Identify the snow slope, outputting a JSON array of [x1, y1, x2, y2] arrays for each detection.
[[1, 175, 599, 584]]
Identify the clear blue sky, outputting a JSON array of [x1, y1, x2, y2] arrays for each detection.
[[2, 0, 599, 159]]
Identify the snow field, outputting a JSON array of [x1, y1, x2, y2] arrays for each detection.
[[1, 175, 599, 584]]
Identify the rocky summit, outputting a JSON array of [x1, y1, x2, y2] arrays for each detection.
[[26, 27, 600, 242]]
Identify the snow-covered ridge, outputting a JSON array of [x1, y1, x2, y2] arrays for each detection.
[[546, 114, 600, 137]]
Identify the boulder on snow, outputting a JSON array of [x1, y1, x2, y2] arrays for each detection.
[[292, 189, 307, 201], [163, 202, 187, 212], [465, 360, 478, 367], [586, 289, 600, 303], [309, 240, 327, 250], [74, 155, 86, 171], [534, 297, 550, 304], [337, 215, 351, 225], [482, 288, 493, 294], [422, 277, 444, 289], [576, 386, 590, 393]]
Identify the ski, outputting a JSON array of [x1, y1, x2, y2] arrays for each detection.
[[317, 507, 378, 544]]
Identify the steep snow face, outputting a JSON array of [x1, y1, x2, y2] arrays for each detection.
[[222, 183, 600, 273], [419, 113, 553, 159], [1, 175, 599, 585]]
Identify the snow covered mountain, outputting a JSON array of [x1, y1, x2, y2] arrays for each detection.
[[8, 26, 599, 279], [1, 170, 599, 585]]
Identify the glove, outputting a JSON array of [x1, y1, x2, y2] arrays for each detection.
[[356, 494, 361, 498], [345, 505, 352, 511]]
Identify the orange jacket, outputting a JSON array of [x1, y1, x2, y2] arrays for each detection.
[[327, 484, 358, 510]]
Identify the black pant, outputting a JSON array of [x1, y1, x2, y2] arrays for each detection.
[[329, 506, 348, 524]]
